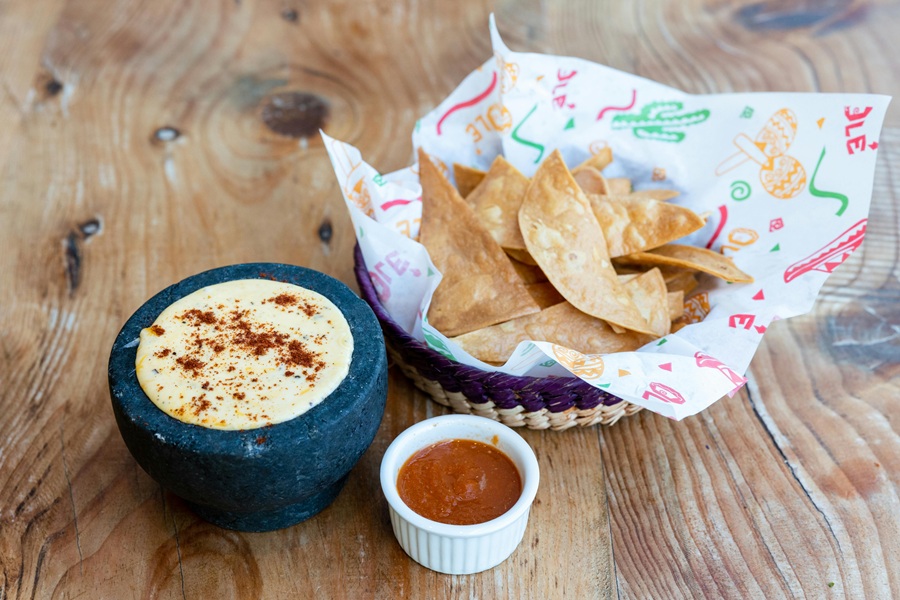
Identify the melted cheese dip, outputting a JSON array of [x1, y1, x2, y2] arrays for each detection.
[[135, 279, 353, 430]]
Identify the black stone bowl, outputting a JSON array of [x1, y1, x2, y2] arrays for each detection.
[[108, 263, 388, 532]]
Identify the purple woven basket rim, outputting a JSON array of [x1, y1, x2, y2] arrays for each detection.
[[352, 245, 625, 413]]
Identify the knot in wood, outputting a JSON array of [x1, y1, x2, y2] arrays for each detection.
[[261, 92, 328, 138], [318, 219, 333, 244], [154, 127, 180, 142], [45, 79, 63, 97]]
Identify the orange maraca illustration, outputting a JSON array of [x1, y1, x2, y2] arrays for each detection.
[[572, 356, 605, 381], [552, 344, 585, 372], [716, 108, 806, 200]]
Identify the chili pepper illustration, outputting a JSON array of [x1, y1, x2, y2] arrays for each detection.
[[783, 218, 866, 283]]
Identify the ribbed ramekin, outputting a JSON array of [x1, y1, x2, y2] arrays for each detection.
[[380, 414, 540, 574]]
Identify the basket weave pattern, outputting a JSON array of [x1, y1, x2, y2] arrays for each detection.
[[353, 246, 641, 429]]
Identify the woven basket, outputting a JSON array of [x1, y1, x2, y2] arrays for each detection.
[[353, 246, 641, 430]]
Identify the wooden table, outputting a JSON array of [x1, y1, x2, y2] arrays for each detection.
[[1, 1, 897, 598]]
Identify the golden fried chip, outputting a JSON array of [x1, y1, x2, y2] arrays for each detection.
[[510, 258, 547, 284], [614, 244, 754, 283], [671, 320, 688, 333], [518, 150, 654, 335], [465, 156, 529, 250], [587, 195, 706, 257], [606, 177, 632, 195], [667, 290, 684, 321], [419, 149, 540, 336], [451, 302, 653, 363], [525, 282, 565, 309], [608, 273, 638, 334], [453, 163, 486, 198], [628, 189, 680, 201], [505, 248, 538, 265], [664, 269, 699, 295], [575, 146, 613, 172], [572, 167, 610, 195], [621, 268, 670, 337]]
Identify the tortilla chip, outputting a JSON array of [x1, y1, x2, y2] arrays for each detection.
[[606, 177, 632, 195], [518, 150, 654, 335], [671, 320, 688, 333], [575, 146, 613, 172], [525, 282, 565, 309], [465, 156, 529, 250], [451, 302, 653, 363], [614, 244, 754, 283], [453, 163, 486, 198], [418, 149, 540, 336], [628, 189, 680, 201], [505, 248, 538, 265], [667, 291, 684, 321], [608, 273, 638, 334], [510, 258, 547, 284], [587, 195, 706, 257], [572, 167, 610, 195], [621, 268, 670, 337], [664, 270, 699, 295]]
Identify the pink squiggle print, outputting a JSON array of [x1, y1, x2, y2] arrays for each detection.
[[596, 89, 637, 121], [705, 205, 728, 249], [380, 199, 414, 211], [436, 72, 498, 136]]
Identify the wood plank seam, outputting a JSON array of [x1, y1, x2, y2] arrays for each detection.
[[58, 423, 84, 576], [697, 414, 798, 597], [743, 376, 848, 578], [162, 487, 188, 600]]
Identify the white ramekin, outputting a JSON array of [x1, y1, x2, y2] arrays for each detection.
[[380, 414, 540, 575]]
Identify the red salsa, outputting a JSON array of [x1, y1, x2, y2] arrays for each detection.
[[397, 438, 522, 525]]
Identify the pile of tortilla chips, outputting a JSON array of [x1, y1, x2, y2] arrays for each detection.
[[418, 147, 753, 365]]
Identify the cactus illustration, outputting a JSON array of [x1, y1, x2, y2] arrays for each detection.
[[611, 101, 710, 143]]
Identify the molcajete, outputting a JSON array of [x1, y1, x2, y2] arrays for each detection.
[[108, 263, 387, 532]]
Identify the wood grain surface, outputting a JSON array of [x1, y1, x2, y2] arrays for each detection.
[[0, 0, 897, 598]]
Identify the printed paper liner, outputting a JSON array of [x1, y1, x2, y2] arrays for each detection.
[[323, 17, 889, 420]]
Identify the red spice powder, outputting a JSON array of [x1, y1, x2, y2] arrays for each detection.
[[283, 340, 319, 369], [230, 313, 288, 356], [156, 287, 335, 403], [180, 309, 217, 326], [175, 355, 206, 376], [148, 325, 166, 336], [190, 395, 211, 416], [271, 294, 298, 306]]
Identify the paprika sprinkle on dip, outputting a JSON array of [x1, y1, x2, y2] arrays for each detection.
[[397, 439, 522, 525], [135, 279, 353, 430]]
